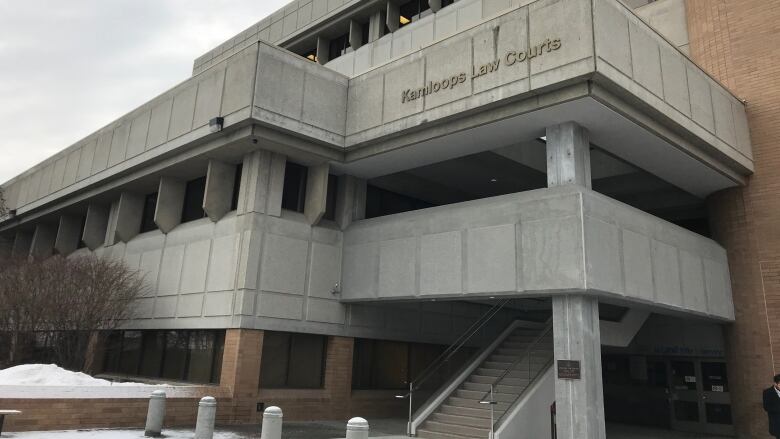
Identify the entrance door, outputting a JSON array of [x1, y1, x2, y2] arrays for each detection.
[[668, 359, 734, 436]]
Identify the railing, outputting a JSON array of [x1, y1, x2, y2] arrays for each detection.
[[478, 322, 554, 436], [395, 298, 511, 435]]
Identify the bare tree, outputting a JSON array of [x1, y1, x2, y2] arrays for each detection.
[[0, 187, 7, 218], [0, 255, 146, 370]]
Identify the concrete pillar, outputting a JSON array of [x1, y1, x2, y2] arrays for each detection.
[[237, 151, 285, 217], [194, 396, 217, 439], [154, 177, 185, 233], [368, 10, 386, 43], [349, 20, 363, 50], [316, 35, 330, 65], [304, 163, 329, 225], [260, 406, 283, 439], [114, 192, 144, 243], [386, 1, 400, 32], [0, 235, 11, 259], [30, 223, 57, 258], [204, 160, 237, 222], [429, 0, 442, 12], [54, 214, 82, 255], [552, 296, 605, 439], [83, 203, 109, 250], [10, 230, 31, 258], [546, 121, 591, 189], [144, 390, 166, 437], [220, 329, 263, 422], [346, 418, 369, 439], [105, 200, 120, 246], [335, 175, 367, 229]]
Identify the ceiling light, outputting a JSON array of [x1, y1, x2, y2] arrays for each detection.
[[539, 136, 547, 142], [490, 178, 497, 183], [400, 15, 411, 25]]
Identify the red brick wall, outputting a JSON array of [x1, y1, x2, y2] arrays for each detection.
[[688, 0, 780, 437]]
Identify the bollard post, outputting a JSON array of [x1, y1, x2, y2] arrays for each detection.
[[144, 390, 166, 437], [346, 417, 369, 439], [194, 396, 217, 439], [260, 406, 283, 439]]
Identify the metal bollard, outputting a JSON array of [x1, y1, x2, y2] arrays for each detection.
[[346, 417, 369, 439], [144, 390, 167, 437], [194, 396, 217, 439], [260, 406, 283, 439]]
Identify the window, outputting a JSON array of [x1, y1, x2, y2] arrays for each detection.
[[101, 329, 225, 384], [140, 192, 159, 233], [365, 185, 435, 218], [328, 33, 350, 61], [260, 331, 327, 388], [302, 48, 318, 62], [323, 174, 339, 221], [399, 0, 431, 27], [231, 164, 243, 211], [281, 162, 308, 213], [181, 177, 207, 223]]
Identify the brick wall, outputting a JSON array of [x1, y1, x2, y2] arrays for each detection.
[[688, 1, 780, 438]]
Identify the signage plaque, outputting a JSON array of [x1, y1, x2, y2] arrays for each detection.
[[557, 360, 581, 380]]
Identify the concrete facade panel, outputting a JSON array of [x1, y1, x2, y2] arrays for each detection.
[[207, 234, 239, 292], [420, 231, 463, 296], [377, 237, 417, 298], [180, 240, 211, 294], [203, 291, 234, 316], [620, 228, 654, 301], [177, 293, 204, 317], [108, 122, 130, 167], [255, 48, 305, 120], [584, 216, 622, 294], [193, 68, 226, 129], [222, 47, 257, 115], [594, 0, 632, 77], [126, 110, 151, 159], [651, 239, 682, 308], [522, 215, 584, 292], [466, 224, 517, 293], [259, 233, 309, 295], [628, 20, 663, 98], [157, 245, 185, 296], [659, 45, 691, 116], [91, 132, 113, 175], [76, 139, 95, 182], [257, 292, 303, 320], [341, 242, 379, 300], [307, 242, 342, 299], [168, 85, 197, 139], [146, 99, 173, 149], [306, 298, 346, 324]]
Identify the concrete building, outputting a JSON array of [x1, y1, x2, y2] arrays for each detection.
[[0, 0, 772, 437]]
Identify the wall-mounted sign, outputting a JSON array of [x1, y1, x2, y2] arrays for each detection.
[[557, 359, 581, 380], [401, 37, 562, 104]]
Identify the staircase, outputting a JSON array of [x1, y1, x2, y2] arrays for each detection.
[[415, 324, 554, 439]]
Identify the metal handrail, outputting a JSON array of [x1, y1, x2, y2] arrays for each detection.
[[478, 322, 554, 428], [396, 298, 511, 434]]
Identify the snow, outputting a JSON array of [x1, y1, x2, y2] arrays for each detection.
[[0, 364, 160, 387], [3, 429, 250, 439]]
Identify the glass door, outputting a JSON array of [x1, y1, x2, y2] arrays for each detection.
[[667, 359, 734, 436]]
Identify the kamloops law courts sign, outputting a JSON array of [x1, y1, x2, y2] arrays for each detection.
[[401, 37, 563, 104]]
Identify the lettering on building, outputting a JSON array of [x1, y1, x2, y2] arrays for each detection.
[[401, 38, 562, 104]]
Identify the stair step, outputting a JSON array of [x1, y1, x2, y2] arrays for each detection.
[[488, 354, 551, 364], [501, 341, 553, 350], [420, 420, 490, 438], [461, 381, 525, 394], [430, 413, 492, 429], [439, 404, 503, 419], [455, 389, 518, 403], [468, 375, 531, 386], [446, 396, 511, 410], [415, 428, 480, 439]]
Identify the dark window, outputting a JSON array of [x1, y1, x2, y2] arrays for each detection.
[[231, 164, 243, 211], [181, 177, 207, 223], [281, 162, 308, 213], [77, 216, 87, 248], [323, 175, 339, 221], [365, 185, 435, 218], [302, 48, 318, 62], [328, 33, 350, 60], [101, 329, 224, 384], [441, 0, 455, 7], [361, 22, 370, 46], [260, 332, 327, 388], [140, 192, 159, 233], [399, 0, 430, 27], [598, 303, 629, 322]]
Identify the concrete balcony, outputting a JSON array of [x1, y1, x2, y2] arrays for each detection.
[[341, 185, 734, 321]]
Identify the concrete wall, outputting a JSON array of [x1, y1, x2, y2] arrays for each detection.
[[494, 366, 555, 439], [634, 0, 689, 54], [340, 185, 734, 321]]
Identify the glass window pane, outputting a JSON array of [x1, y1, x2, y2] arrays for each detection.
[[139, 331, 165, 377], [140, 192, 159, 233], [673, 400, 700, 422], [701, 362, 729, 393], [181, 177, 207, 222], [281, 162, 308, 213], [162, 331, 189, 381], [187, 331, 216, 383], [118, 331, 142, 375], [260, 332, 291, 388], [705, 403, 732, 425], [102, 331, 123, 373], [287, 334, 326, 388], [670, 361, 697, 391], [210, 331, 225, 384], [351, 339, 374, 390], [372, 341, 409, 389]]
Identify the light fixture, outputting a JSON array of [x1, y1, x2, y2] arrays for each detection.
[[538, 136, 547, 142], [490, 178, 497, 183], [331, 282, 341, 296], [209, 117, 224, 133], [400, 15, 411, 25], [306, 53, 317, 62]]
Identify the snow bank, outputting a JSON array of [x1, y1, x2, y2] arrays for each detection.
[[0, 364, 158, 386]]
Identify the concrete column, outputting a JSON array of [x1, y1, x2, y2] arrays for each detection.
[[349, 20, 363, 50], [368, 10, 386, 42], [54, 214, 82, 255], [105, 200, 120, 246], [194, 396, 217, 439], [10, 230, 31, 258], [316, 36, 330, 65], [237, 151, 285, 217], [552, 295, 606, 439], [386, 1, 400, 32], [83, 204, 109, 250], [429, 0, 442, 12], [220, 329, 263, 422], [144, 390, 166, 437], [304, 163, 329, 225], [335, 175, 367, 229], [30, 223, 57, 258], [114, 192, 144, 243], [546, 122, 591, 188], [154, 177, 185, 233], [260, 406, 283, 439], [204, 160, 237, 222]]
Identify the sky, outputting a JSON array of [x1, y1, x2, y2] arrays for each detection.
[[0, 0, 289, 183]]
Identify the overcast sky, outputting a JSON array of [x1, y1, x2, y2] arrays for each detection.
[[0, 0, 289, 183]]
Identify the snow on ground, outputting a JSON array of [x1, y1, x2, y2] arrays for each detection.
[[0, 364, 161, 386], [2, 429, 250, 439]]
